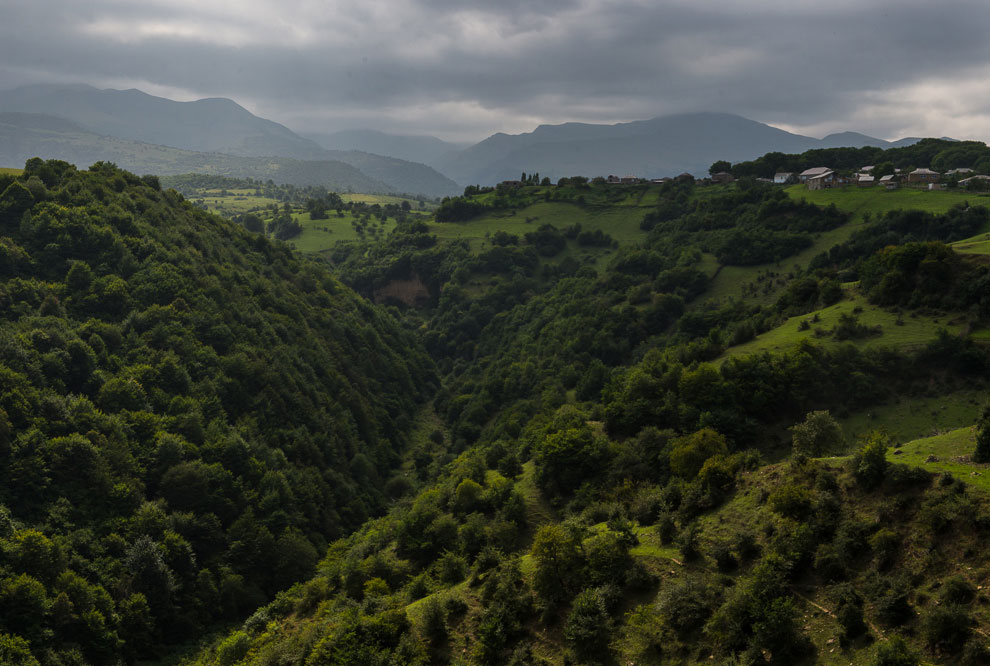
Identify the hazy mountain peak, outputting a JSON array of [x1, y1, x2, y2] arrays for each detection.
[[432, 111, 908, 185]]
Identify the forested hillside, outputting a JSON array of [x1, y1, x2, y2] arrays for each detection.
[[0, 159, 435, 664], [5, 159, 990, 666], [174, 175, 990, 666]]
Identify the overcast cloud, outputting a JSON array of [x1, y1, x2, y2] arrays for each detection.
[[1, 0, 989, 142]]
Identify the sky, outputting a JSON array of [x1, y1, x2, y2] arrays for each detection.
[[2, 0, 990, 143]]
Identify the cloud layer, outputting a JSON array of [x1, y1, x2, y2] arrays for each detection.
[[2, 0, 989, 142]]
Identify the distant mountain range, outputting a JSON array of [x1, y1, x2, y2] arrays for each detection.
[[0, 85, 461, 196], [0, 83, 960, 192], [427, 113, 933, 185], [0, 112, 396, 192]]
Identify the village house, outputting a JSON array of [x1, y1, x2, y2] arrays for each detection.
[[857, 174, 876, 187], [773, 172, 795, 184], [960, 175, 990, 188], [806, 170, 838, 190], [907, 168, 939, 184], [799, 166, 832, 183], [606, 175, 621, 184], [946, 168, 974, 177], [711, 172, 734, 184], [620, 175, 641, 185], [880, 174, 898, 190]]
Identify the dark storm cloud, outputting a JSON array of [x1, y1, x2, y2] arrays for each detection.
[[2, 0, 990, 142]]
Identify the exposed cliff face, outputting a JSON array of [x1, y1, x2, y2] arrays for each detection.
[[374, 274, 431, 307]]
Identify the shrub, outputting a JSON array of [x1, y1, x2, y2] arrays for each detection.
[[791, 410, 844, 458], [712, 542, 738, 572], [853, 431, 890, 489], [656, 513, 677, 544], [974, 404, 990, 463], [585, 531, 633, 586], [921, 603, 971, 653], [564, 588, 612, 661], [436, 552, 468, 585], [961, 638, 990, 666], [872, 636, 919, 666], [869, 528, 900, 569], [814, 543, 846, 582], [677, 523, 701, 563], [941, 576, 977, 605], [215, 631, 251, 666], [669, 428, 729, 479], [873, 580, 913, 627], [768, 483, 814, 519], [735, 530, 760, 560], [420, 596, 447, 646], [655, 579, 719, 639], [833, 586, 867, 640]]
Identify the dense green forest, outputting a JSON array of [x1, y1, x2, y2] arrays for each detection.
[[4, 158, 990, 666], [182, 173, 990, 665], [0, 159, 435, 664]]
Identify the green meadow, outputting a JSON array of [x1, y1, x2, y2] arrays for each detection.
[[951, 230, 990, 256], [191, 188, 276, 215], [342, 193, 436, 210], [885, 426, 990, 492], [721, 288, 964, 360], [0, 167, 24, 176], [427, 200, 650, 249], [288, 210, 398, 252], [785, 183, 990, 221], [839, 389, 986, 445], [704, 221, 865, 305]]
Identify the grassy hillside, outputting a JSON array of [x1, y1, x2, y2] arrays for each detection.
[[840, 390, 986, 444], [343, 193, 438, 209], [786, 183, 990, 221], [182, 428, 990, 666], [721, 287, 967, 360], [289, 210, 400, 250], [951, 230, 990, 256], [885, 426, 988, 485]]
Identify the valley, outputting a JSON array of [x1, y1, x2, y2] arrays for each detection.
[[3, 135, 990, 666]]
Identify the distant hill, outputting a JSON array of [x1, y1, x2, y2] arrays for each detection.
[[305, 129, 467, 167], [0, 85, 461, 196], [0, 83, 329, 159], [432, 112, 926, 185], [0, 112, 390, 192], [325, 149, 460, 196]]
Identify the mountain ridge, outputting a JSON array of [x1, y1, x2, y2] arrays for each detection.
[[0, 83, 966, 191], [0, 111, 393, 192], [0, 85, 462, 196], [432, 112, 934, 184]]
